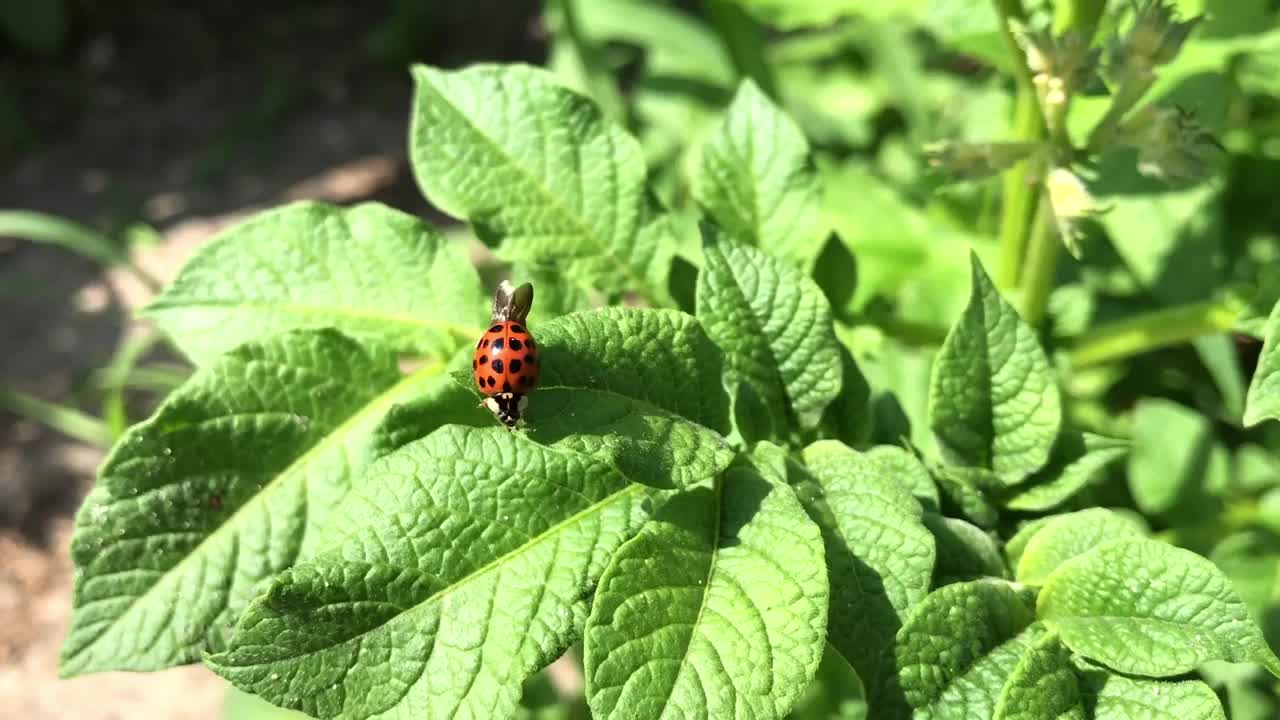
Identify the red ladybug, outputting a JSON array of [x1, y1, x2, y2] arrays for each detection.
[[474, 280, 540, 428]]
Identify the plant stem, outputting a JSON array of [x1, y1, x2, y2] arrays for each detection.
[[1067, 301, 1240, 367], [1052, 0, 1108, 38], [992, 0, 1045, 291], [996, 93, 1043, 289], [1019, 195, 1059, 325]]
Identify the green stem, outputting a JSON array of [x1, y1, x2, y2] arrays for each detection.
[[1019, 195, 1060, 325], [1052, 0, 1108, 38], [1067, 301, 1240, 367], [993, 0, 1044, 291], [702, 0, 778, 98], [996, 91, 1043, 289]]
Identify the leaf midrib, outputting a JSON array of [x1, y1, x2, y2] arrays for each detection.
[[65, 361, 446, 666], [659, 476, 723, 720]]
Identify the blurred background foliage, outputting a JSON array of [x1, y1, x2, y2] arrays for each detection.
[[3, 1, 1280, 718]]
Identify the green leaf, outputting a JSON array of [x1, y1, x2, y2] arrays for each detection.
[[209, 425, 649, 720], [527, 308, 733, 489], [376, 308, 735, 491], [1244, 298, 1280, 426], [865, 445, 939, 513], [924, 513, 1007, 585], [1209, 531, 1280, 626], [1014, 509, 1147, 586], [584, 463, 828, 720], [60, 329, 434, 675], [892, 579, 1040, 720], [1128, 398, 1227, 516], [1005, 517, 1057, 571], [992, 632, 1085, 720], [1080, 669, 1227, 720], [796, 441, 935, 711], [144, 201, 487, 364], [693, 79, 826, 266], [1001, 432, 1128, 512], [928, 254, 1062, 482], [930, 465, 999, 528], [697, 229, 843, 435], [788, 644, 868, 720], [1039, 537, 1280, 677], [408, 64, 670, 301]]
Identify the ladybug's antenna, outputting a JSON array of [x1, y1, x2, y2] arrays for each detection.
[[492, 280, 534, 323]]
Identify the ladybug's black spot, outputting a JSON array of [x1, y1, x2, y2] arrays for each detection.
[[525, 353, 536, 365], [508, 358, 522, 373], [526, 338, 535, 349], [520, 375, 531, 386], [479, 355, 488, 365], [489, 325, 502, 333], [482, 338, 490, 348], [472, 359, 477, 369], [492, 338, 504, 351], [492, 358, 504, 373], [509, 338, 523, 351], [503, 381, 512, 392], [487, 376, 496, 388], [510, 324, 524, 333]]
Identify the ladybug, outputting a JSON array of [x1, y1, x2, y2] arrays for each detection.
[[474, 280, 540, 428]]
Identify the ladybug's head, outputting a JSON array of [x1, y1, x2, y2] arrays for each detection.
[[483, 392, 528, 429]]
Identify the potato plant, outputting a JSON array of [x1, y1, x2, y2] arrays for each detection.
[[59, 1, 1280, 719]]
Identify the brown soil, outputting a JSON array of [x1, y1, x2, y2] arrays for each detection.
[[0, 3, 542, 717]]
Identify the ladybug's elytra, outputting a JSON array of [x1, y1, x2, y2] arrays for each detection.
[[474, 280, 539, 428]]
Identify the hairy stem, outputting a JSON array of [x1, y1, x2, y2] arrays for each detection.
[[1067, 301, 1240, 367]]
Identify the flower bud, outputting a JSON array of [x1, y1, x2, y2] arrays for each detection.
[[1046, 167, 1104, 258], [1118, 105, 1223, 180], [1111, 1, 1201, 75]]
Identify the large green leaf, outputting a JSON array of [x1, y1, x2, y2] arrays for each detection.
[[1245, 298, 1280, 426], [209, 425, 650, 720], [892, 579, 1040, 720], [583, 462, 828, 720], [375, 308, 735, 490], [408, 64, 672, 301], [1080, 668, 1227, 720], [60, 329, 438, 675], [526, 308, 734, 489], [144, 201, 486, 365], [697, 230, 842, 435], [1014, 509, 1148, 586], [928, 255, 1062, 482], [1039, 538, 1280, 677], [796, 441, 936, 713], [992, 632, 1084, 720], [693, 79, 826, 265]]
